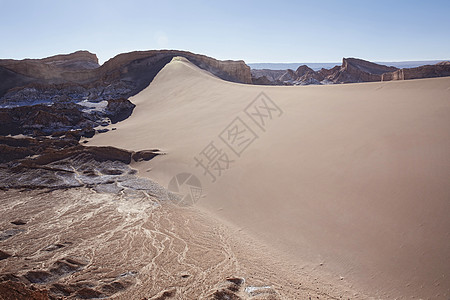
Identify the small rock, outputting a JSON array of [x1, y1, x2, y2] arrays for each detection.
[[0, 229, 25, 241], [42, 244, 65, 252], [132, 150, 160, 162], [11, 220, 27, 225], [0, 250, 12, 260], [226, 277, 245, 286]]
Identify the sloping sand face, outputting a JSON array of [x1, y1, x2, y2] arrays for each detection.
[[89, 57, 450, 299]]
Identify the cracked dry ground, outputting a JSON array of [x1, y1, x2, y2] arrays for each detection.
[[0, 188, 356, 299]]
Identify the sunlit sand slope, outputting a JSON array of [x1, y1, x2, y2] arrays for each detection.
[[89, 57, 450, 299]]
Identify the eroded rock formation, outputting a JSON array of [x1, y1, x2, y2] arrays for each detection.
[[329, 58, 399, 83], [382, 62, 450, 81], [0, 98, 135, 137], [251, 58, 450, 85], [0, 135, 164, 193]]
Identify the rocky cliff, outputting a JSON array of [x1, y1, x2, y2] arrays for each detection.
[[381, 62, 450, 81], [0, 50, 99, 76], [251, 58, 450, 85], [0, 51, 99, 97], [329, 58, 399, 83]]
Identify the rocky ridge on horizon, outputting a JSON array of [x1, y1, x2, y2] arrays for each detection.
[[251, 57, 450, 85]]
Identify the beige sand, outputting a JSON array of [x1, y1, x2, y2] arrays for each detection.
[[88, 57, 450, 299]]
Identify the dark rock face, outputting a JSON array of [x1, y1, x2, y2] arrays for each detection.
[[251, 75, 277, 85], [329, 58, 398, 83], [317, 65, 340, 79], [278, 69, 298, 83], [295, 65, 315, 77], [0, 250, 12, 260], [105, 98, 136, 124], [382, 62, 450, 80], [0, 98, 135, 137], [250, 69, 286, 82], [132, 150, 161, 162], [0, 136, 133, 166], [0, 51, 99, 98], [251, 58, 450, 85], [0, 136, 166, 194]]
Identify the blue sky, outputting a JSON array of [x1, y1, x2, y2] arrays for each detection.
[[1, 0, 449, 64]]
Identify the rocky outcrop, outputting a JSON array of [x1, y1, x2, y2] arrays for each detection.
[[0, 250, 11, 260], [251, 75, 277, 85], [0, 50, 99, 73], [0, 136, 162, 165], [0, 98, 135, 137], [278, 69, 298, 83], [0, 51, 99, 97], [250, 69, 286, 82], [252, 64, 333, 85], [295, 65, 315, 77], [0, 136, 163, 191], [105, 98, 136, 124], [0, 51, 98, 85], [317, 65, 340, 79], [251, 58, 450, 85], [38, 51, 99, 70], [328, 58, 398, 83], [381, 62, 450, 81]]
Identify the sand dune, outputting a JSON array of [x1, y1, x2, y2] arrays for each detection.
[[89, 57, 450, 299]]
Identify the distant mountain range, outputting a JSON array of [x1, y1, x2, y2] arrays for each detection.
[[251, 58, 450, 86], [248, 60, 446, 71]]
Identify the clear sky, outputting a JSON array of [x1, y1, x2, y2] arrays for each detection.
[[1, 0, 449, 64]]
